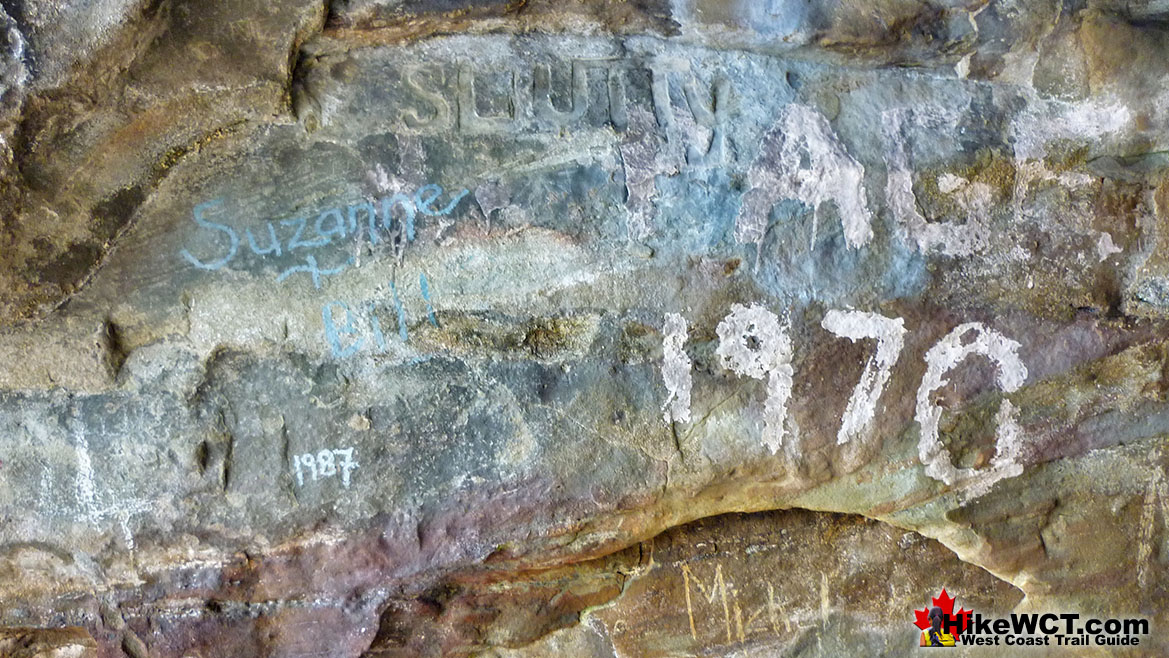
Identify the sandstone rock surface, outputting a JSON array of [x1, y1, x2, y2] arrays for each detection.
[[0, 0, 1167, 656]]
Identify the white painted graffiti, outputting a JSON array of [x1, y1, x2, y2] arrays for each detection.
[[293, 448, 359, 488], [736, 103, 874, 260], [661, 312, 693, 425], [663, 308, 1028, 491], [714, 303, 794, 454], [915, 323, 1027, 496], [821, 310, 906, 446]]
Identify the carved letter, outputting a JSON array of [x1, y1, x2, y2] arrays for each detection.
[[882, 108, 990, 257], [457, 62, 517, 133], [401, 66, 451, 130], [682, 76, 730, 166], [380, 194, 416, 243], [533, 61, 588, 125], [606, 67, 629, 132], [348, 201, 379, 244], [645, 58, 688, 130]]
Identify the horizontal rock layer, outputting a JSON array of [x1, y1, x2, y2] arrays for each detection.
[[0, 0, 1166, 656]]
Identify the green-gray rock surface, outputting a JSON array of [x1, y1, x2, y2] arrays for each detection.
[[0, 0, 1167, 655]]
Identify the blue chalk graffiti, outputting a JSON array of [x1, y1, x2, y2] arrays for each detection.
[[322, 274, 439, 358], [365, 301, 388, 351], [180, 181, 470, 276], [389, 281, 409, 343], [322, 301, 364, 358], [315, 208, 348, 242], [420, 272, 438, 326], [416, 185, 469, 216], [179, 200, 238, 270], [246, 222, 282, 256], [277, 254, 354, 288]]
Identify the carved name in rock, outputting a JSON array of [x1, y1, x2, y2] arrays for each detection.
[[350, 56, 728, 162]]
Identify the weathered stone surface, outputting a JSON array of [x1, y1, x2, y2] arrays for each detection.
[[0, 0, 1167, 656], [493, 510, 1024, 658], [0, 627, 97, 658]]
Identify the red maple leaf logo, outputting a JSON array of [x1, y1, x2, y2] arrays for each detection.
[[914, 588, 971, 638]]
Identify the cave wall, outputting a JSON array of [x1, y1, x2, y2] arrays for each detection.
[[0, 0, 1167, 656]]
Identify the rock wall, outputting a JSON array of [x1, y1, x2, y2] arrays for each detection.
[[0, 0, 1167, 656]]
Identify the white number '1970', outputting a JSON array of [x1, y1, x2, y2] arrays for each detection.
[[661, 305, 1028, 494]]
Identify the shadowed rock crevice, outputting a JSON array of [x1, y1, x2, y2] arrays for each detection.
[[0, 1, 1168, 656], [0, 0, 325, 326], [361, 508, 1023, 657]]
